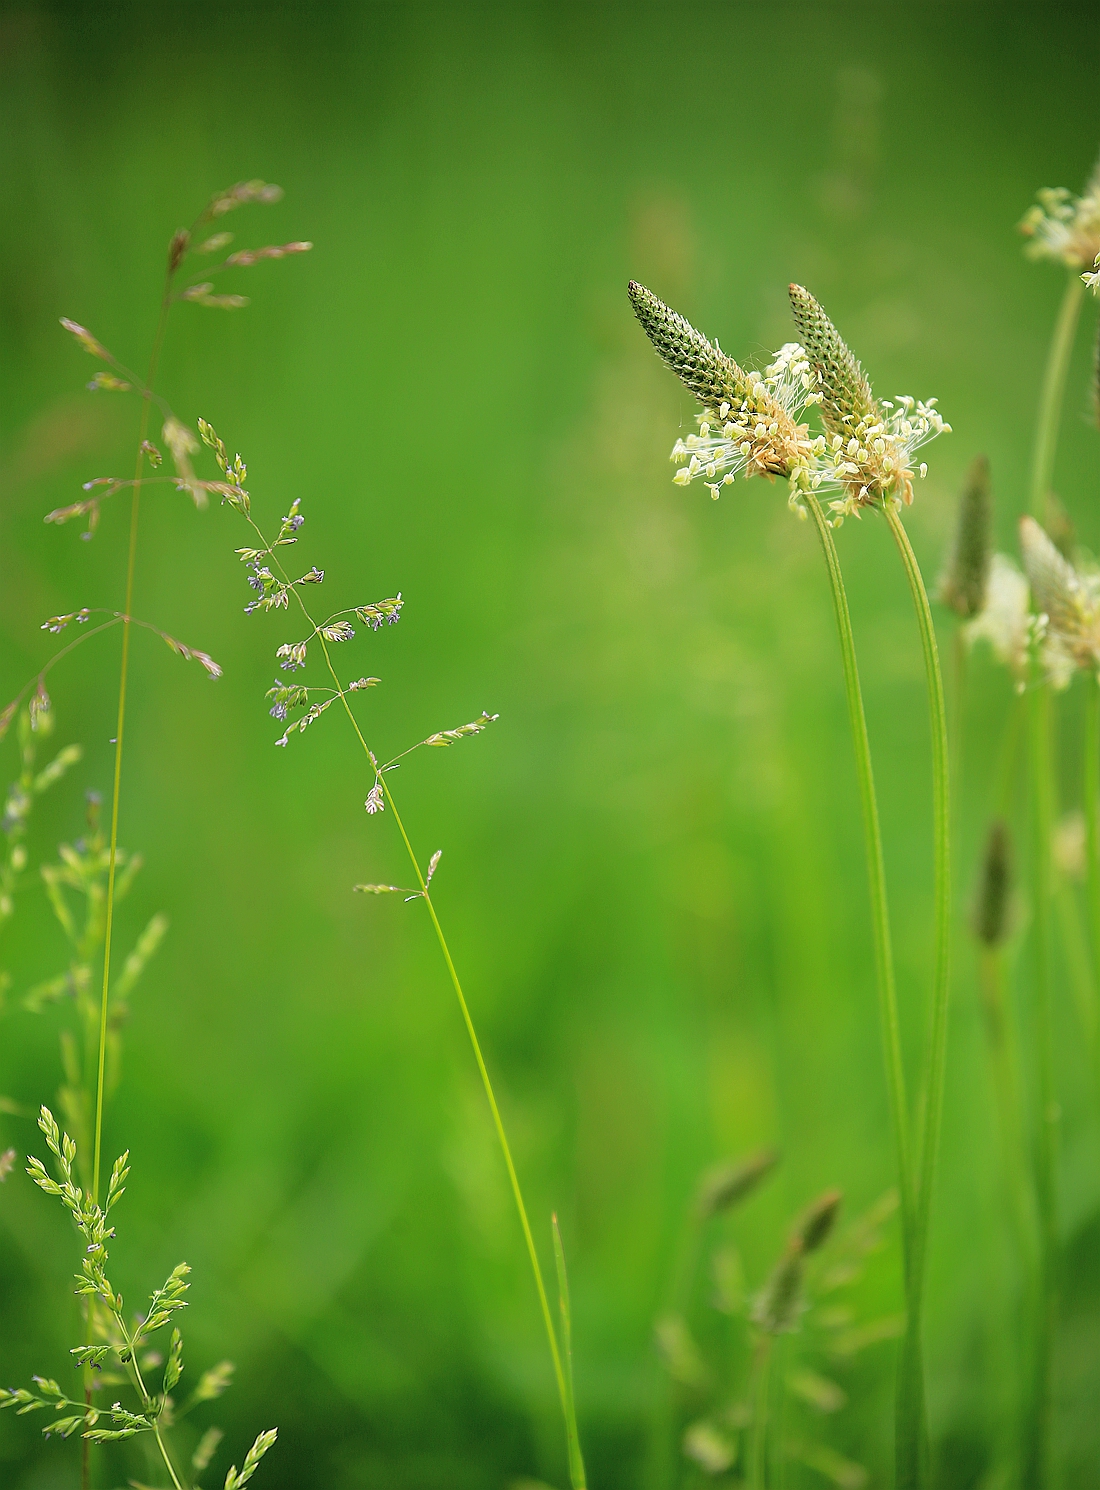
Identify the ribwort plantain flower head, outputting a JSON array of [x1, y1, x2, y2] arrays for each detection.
[[1019, 515, 1100, 686], [965, 554, 1031, 685], [628, 282, 822, 500], [939, 455, 993, 619], [1021, 155, 1100, 271], [788, 284, 950, 520]]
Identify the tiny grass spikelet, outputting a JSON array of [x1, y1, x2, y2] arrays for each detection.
[[694, 1147, 779, 1220], [796, 1189, 843, 1253], [224, 1427, 278, 1490], [355, 595, 403, 629], [41, 608, 91, 634], [751, 1189, 841, 1335], [788, 284, 950, 515], [939, 456, 993, 619], [163, 416, 206, 509], [224, 241, 313, 267], [208, 180, 284, 217], [423, 712, 499, 747], [59, 319, 110, 361], [682, 1420, 737, 1475]]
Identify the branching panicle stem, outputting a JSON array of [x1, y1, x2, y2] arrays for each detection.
[[247, 516, 577, 1470]]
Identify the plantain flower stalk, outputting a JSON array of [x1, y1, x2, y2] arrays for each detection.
[[788, 284, 950, 521]]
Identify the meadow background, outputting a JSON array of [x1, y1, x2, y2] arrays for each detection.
[[3, 4, 1100, 1486]]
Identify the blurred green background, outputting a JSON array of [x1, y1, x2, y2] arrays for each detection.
[[3, 3, 1100, 1486]]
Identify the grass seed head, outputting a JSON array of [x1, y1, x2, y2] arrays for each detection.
[[796, 1188, 843, 1253], [939, 455, 992, 618], [973, 819, 1012, 947], [695, 1147, 779, 1219]]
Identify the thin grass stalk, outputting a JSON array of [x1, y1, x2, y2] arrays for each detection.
[[1085, 680, 1100, 1041], [252, 524, 577, 1463], [552, 1214, 588, 1490], [1029, 271, 1086, 519], [976, 937, 1035, 1488], [947, 631, 965, 870], [83, 280, 172, 1490], [881, 501, 951, 1490], [1024, 683, 1057, 1488]]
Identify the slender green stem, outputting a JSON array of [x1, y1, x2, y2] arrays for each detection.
[[977, 944, 1037, 1268], [1029, 271, 1086, 519], [951, 629, 968, 883], [84, 282, 172, 1490], [807, 492, 927, 1485], [882, 501, 951, 1490], [259, 533, 575, 1460], [91, 290, 171, 1204], [977, 941, 1037, 1488], [749, 1336, 772, 1490], [804, 497, 913, 1226], [1024, 682, 1057, 1489], [552, 1214, 588, 1490], [1085, 679, 1100, 1044]]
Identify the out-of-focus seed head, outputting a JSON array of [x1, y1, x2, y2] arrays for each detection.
[[796, 1188, 843, 1254], [695, 1147, 779, 1220], [965, 553, 1031, 683], [939, 456, 993, 619], [1019, 515, 1100, 682], [1021, 154, 1100, 270], [750, 1188, 841, 1336], [751, 1245, 804, 1336], [972, 819, 1012, 947]]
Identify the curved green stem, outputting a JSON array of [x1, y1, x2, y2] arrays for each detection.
[[259, 532, 576, 1466], [807, 492, 924, 1485], [805, 497, 913, 1225], [1029, 271, 1085, 519], [882, 501, 951, 1490]]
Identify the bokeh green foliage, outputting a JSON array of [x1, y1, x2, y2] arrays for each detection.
[[3, 3, 1100, 1486]]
